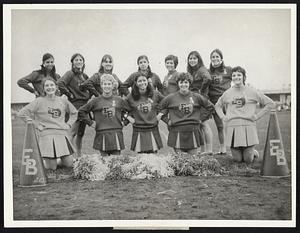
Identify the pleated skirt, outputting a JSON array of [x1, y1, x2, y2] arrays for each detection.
[[168, 124, 203, 150], [225, 125, 259, 147], [38, 129, 75, 159], [93, 129, 125, 151], [131, 126, 163, 152]]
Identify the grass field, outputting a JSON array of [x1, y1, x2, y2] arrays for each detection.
[[11, 111, 292, 221]]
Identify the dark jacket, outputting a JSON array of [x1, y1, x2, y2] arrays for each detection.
[[17, 70, 60, 96], [57, 70, 91, 109]]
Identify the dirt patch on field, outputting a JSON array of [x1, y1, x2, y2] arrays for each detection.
[[13, 173, 291, 220], [11, 111, 292, 220]]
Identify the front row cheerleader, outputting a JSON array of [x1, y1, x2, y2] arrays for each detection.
[[159, 72, 215, 155], [215, 66, 275, 163], [125, 73, 165, 153], [77, 74, 129, 156], [18, 78, 77, 172]]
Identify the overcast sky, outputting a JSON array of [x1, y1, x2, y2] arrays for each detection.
[[8, 6, 292, 103]]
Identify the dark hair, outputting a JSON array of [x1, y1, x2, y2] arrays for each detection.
[[131, 73, 154, 101], [165, 55, 178, 68], [137, 55, 153, 78], [39, 53, 57, 78], [99, 54, 113, 74], [187, 51, 204, 74], [41, 77, 57, 95], [176, 72, 193, 85], [42, 53, 54, 63], [232, 66, 246, 84], [70, 53, 85, 73], [209, 49, 225, 72]]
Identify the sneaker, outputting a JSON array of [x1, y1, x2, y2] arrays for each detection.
[[253, 149, 259, 159]]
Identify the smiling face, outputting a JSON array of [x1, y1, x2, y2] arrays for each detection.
[[72, 55, 84, 70], [44, 79, 57, 96], [232, 71, 244, 87], [211, 51, 222, 67], [178, 79, 190, 93], [165, 60, 175, 72], [43, 57, 54, 72], [136, 76, 148, 92], [102, 80, 114, 94], [138, 58, 149, 71], [102, 57, 113, 72], [188, 54, 198, 67]]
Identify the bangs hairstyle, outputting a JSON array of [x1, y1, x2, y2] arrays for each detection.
[[165, 55, 179, 68], [176, 72, 193, 85], [232, 66, 246, 84], [131, 74, 154, 101], [100, 73, 119, 90], [70, 53, 86, 72], [42, 77, 57, 95], [99, 54, 113, 73], [187, 51, 204, 74], [209, 49, 225, 71]]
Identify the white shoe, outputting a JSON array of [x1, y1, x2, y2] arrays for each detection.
[[253, 149, 259, 159]]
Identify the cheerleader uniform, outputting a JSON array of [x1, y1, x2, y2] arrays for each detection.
[[160, 91, 214, 150], [57, 69, 91, 136], [209, 65, 232, 130], [80, 72, 128, 97], [189, 66, 212, 121], [17, 70, 61, 97], [162, 70, 180, 96], [125, 90, 164, 153], [215, 85, 275, 148], [77, 95, 129, 153], [17, 96, 77, 159]]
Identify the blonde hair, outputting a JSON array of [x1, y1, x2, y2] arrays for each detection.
[[100, 74, 119, 90]]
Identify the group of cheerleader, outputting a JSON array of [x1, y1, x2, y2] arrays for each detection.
[[17, 49, 275, 172]]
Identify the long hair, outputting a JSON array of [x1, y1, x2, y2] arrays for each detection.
[[70, 53, 86, 74], [98, 54, 113, 74], [39, 53, 57, 79], [209, 49, 225, 72], [187, 51, 204, 74], [131, 73, 154, 101], [137, 55, 153, 78]]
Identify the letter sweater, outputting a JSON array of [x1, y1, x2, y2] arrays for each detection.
[[80, 72, 128, 97], [77, 95, 129, 132], [160, 91, 214, 127], [57, 70, 91, 109], [162, 70, 180, 96], [208, 65, 232, 104], [17, 71, 61, 96], [215, 85, 275, 126], [122, 71, 163, 94], [17, 96, 77, 131], [189, 66, 212, 98], [125, 90, 164, 128]]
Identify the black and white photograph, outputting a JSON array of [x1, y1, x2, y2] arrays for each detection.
[[3, 3, 296, 229]]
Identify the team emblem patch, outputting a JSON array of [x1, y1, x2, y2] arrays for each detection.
[[179, 103, 193, 114], [103, 107, 115, 118], [137, 102, 152, 113], [212, 75, 223, 84], [48, 108, 62, 118], [232, 97, 246, 108]]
